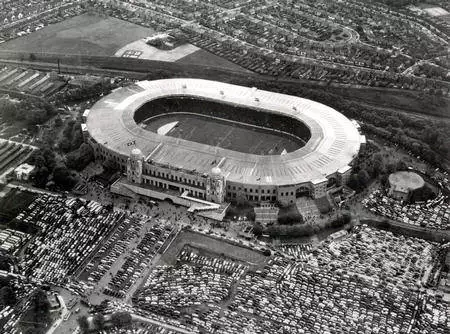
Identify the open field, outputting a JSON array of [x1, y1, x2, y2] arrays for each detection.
[[0, 14, 155, 56], [0, 51, 447, 118], [143, 113, 303, 155], [0, 13, 247, 70], [114, 39, 200, 62], [160, 230, 267, 267], [177, 49, 250, 72]]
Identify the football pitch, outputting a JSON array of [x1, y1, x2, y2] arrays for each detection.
[[143, 113, 304, 155], [1, 14, 155, 55]]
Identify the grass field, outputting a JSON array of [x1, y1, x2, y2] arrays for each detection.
[[1, 14, 155, 56], [1, 13, 250, 72], [143, 113, 303, 155], [160, 230, 267, 267], [177, 49, 250, 72]]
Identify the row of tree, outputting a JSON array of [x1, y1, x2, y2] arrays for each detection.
[[0, 275, 16, 308], [58, 120, 84, 153], [0, 97, 56, 131], [244, 78, 449, 168], [78, 312, 132, 333], [27, 149, 78, 190], [264, 212, 351, 237]]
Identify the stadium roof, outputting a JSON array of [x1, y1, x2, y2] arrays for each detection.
[[86, 79, 363, 186]]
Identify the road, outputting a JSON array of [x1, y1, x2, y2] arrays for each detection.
[[131, 314, 195, 334], [51, 287, 89, 334], [46, 295, 68, 334]]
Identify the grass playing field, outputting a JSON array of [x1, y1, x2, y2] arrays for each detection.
[[1, 13, 251, 71], [1, 14, 155, 55], [143, 113, 304, 155]]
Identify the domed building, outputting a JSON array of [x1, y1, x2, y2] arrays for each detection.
[[130, 148, 143, 160], [211, 166, 222, 177], [388, 171, 425, 202]]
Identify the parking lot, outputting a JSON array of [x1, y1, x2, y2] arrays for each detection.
[[160, 230, 268, 268]]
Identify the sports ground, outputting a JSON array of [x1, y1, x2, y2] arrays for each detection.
[[1, 14, 248, 71], [143, 113, 304, 155], [1, 14, 156, 56]]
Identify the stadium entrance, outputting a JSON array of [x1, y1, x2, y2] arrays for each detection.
[[296, 186, 310, 198]]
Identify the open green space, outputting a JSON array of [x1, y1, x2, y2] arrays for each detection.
[[176, 49, 250, 73], [0, 14, 155, 56], [143, 112, 303, 155]]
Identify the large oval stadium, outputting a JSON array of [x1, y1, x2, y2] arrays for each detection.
[[83, 79, 365, 206]]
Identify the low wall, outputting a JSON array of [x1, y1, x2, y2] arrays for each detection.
[[360, 217, 450, 243]]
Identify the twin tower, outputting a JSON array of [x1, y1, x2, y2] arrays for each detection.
[[126, 148, 226, 204]]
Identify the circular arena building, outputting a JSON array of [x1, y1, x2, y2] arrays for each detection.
[[83, 79, 365, 206], [388, 171, 425, 202]]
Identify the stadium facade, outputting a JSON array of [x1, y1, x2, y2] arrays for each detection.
[[83, 79, 365, 207]]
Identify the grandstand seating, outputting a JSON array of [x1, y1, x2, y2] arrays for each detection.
[[135, 96, 312, 142]]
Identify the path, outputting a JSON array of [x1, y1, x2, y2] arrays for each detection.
[[131, 314, 195, 334], [46, 295, 68, 334]]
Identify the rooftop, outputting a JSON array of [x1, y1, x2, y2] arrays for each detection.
[[86, 79, 362, 186], [389, 171, 425, 193]]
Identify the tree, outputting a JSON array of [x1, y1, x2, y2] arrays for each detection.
[[0, 99, 19, 120], [348, 174, 360, 191], [93, 313, 105, 330], [372, 156, 385, 177], [111, 312, 132, 327], [386, 163, 397, 174], [77, 316, 89, 333], [66, 143, 94, 171], [357, 169, 370, 188], [253, 223, 263, 237], [396, 160, 407, 171], [54, 117, 63, 127], [29, 289, 50, 325], [59, 137, 72, 153], [32, 289, 50, 313], [53, 164, 77, 190], [0, 286, 17, 307]]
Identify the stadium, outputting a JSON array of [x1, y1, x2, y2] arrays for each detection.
[[82, 78, 365, 209]]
